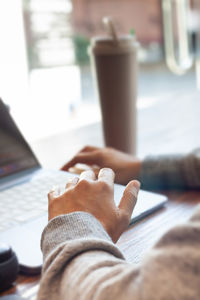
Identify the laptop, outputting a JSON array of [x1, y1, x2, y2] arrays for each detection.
[[0, 99, 167, 274]]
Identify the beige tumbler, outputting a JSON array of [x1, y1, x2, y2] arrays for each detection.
[[89, 35, 139, 155]]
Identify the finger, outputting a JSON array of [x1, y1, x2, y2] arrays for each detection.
[[118, 180, 140, 219], [69, 163, 92, 174], [93, 166, 101, 177], [48, 185, 61, 201], [61, 152, 100, 171], [80, 145, 100, 153], [68, 166, 83, 174], [65, 177, 79, 189], [69, 165, 100, 176], [48, 191, 55, 202], [98, 168, 115, 188], [61, 157, 77, 171], [61, 146, 100, 171], [79, 169, 96, 181]]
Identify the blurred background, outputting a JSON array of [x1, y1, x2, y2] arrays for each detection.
[[0, 0, 199, 158]]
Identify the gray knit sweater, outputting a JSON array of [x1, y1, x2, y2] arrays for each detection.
[[37, 150, 200, 300], [141, 149, 200, 190]]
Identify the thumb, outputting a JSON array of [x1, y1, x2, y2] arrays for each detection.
[[61, 152, 100, 171], [118, 180, 140, 220]]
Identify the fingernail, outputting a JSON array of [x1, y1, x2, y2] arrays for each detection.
[[129, 181, 140, 197], [133, 180, 141, 190]]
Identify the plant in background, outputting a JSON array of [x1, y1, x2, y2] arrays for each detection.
[[72, 34, 90, 65]]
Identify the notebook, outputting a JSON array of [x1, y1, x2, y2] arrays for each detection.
[[0, 99, 167, 274]]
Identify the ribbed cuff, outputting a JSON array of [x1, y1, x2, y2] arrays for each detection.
[[41, 212, 120, 260], [140, 154, 186, 190]]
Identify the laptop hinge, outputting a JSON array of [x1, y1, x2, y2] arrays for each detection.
[[0, 166, 42, 191]]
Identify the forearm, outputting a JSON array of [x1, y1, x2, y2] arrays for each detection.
[[38, 212, 125, 300], [38, 207, 200, 300], [140, 148, 200, 190]]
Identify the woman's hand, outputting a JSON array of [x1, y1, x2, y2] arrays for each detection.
[[48, 168, 140, 243], [61, 146, 141, 185]]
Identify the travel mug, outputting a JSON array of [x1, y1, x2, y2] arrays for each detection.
[[89, 35, 139, 155]]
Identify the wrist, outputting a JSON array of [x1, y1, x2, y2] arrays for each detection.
[[129, 158, 142, 180], [117, 158, 142, 185], [41, 212, 112, 259]]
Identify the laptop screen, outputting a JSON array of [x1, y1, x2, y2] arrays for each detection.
[[0, 99, 40, 179]]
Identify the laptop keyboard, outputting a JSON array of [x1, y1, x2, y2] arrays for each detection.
[[0, 170, 168, 234], [0, 171, 72, 232]]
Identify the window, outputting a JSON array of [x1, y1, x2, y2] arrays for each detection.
[[1, 0, 199, 155]]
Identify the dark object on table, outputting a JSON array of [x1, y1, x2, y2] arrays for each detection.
[[0, 244, 19, 292]]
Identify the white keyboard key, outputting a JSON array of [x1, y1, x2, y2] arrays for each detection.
[[0, 171, 73, 231], [14, 210, 44, 223]]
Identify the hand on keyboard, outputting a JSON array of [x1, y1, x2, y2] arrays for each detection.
[[48, 168, 140, 243]]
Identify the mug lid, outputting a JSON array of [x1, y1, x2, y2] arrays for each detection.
[[89, 35, 139, 55]]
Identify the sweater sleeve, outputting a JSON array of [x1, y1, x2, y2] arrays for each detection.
[[37, 207, 200, 300], [140, 148, 200, 190]]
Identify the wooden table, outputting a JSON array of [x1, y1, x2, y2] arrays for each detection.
[[1, 190, 200, 299]]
